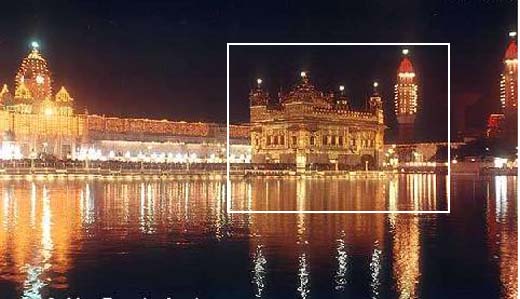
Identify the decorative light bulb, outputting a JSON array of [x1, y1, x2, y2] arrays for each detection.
[[339, 85, 345, 91], [373, 82, 379, 88], [402, 48, 409, 55], [509, 31, 517, 37], [257, 78, 262, 85], [300, 71, 306, 78], [31, 41, 39, 49], [36, 75, 44, 85]]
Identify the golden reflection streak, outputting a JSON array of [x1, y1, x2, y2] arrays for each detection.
[[392, 215, 420, 299], [487, 176, 518, 299]]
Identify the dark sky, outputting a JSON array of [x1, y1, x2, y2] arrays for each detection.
[[0, 1, 516, 135], [229, 45, 448, 141]]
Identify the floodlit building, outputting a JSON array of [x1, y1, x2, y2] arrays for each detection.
[[0, 43, 250, 161], [249, 72, 385, 169]]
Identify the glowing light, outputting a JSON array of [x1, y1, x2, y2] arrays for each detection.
[[44, 107, 53, 116], [339, 85, 345, 91], [509, 31, 517, 37], [373, 82, 379, 88], [31, 41, 39, 49], [36, 75, 44, 84], [494, 157, 508, 168], [402, 48, 409, 55], [257, 78, 262, 85], [300, 71, 307, 78]]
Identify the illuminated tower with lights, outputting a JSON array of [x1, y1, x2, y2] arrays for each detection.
[[15, 42, 52, 101], [394, 48, 418, 143], [501, 32, 518, 137]]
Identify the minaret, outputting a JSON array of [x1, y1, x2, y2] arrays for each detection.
[[501, 32, 518, 138], [394, 48, 418, 143], [370, 82, 385, 168]]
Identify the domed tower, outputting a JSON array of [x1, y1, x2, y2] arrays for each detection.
[[394, 48, 418, 143], [501, 32, 518, 138], [249, 78, 271, 122], [15, 42, 52, 102]]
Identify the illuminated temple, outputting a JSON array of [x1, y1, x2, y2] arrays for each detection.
[[0, 43, 250, 161], [249, 72, 385, 168]]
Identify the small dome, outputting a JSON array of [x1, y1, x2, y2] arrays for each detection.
[[398, 57, 414, 73], [14, 82, 32, 100], [55, 86, 73, 103]]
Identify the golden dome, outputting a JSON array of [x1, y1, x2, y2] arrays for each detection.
[[55, 86, 73, 103], [15, 44, 52, 100], [14, 82, 32, 100]]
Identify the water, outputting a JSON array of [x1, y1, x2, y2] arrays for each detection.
[[0, 175, 516, 299]]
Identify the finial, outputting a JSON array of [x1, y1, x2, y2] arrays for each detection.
[[509, 31, 517, 38], [31, 41, 39, 50], [373, 81, 379, 94], [300, 71, 307, 78], [339, 85, 345, 95], [256, 78, 263, 88], [402, 48, 409, 55]]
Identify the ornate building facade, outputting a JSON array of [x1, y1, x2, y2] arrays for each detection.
[[394, 49, 418, 143], [501, 34, 518, 138], [249, 72, 385, 169], [0, 43, 250, 162]]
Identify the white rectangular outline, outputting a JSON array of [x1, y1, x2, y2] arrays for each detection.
[[227, 42, 451, 214]]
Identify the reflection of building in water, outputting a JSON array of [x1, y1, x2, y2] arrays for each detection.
[[0, 182, 83, 293], [0, 43, 250, 161], [249, 72, 385, 168], [0, 179, 231, 297], [234, 178, 390, 212], [391, 215, 421, 299], [486, 176, 518, 299], [233, 175, 443, 212]]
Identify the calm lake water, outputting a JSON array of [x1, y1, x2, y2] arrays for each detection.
[[0, 175, 516, 299]]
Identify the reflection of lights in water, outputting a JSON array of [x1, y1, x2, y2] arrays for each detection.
[[297, 213, 306, 242], [41, 186, 53, 265], [297, 253, 310, 299], [334, 230, 349, 291], [406, 174, 437, 211], [412, 175, 420, 209], [392, 217, 421, 299], [30, 183, 36, 227], [487, 176, 517, 299], [495, 176, 507, 221], [296, 179, 306, 211], [80, 183, 95, 226], [2, 188, 10, 229], [22, 185, 54, 299], [388, 177, 398, 227], [139, 183, 156, 234], [370, 241, 382, 299], [21, 266, 45, 299], [184, 181, 190, 222], [247, 181, 252, 211], [251, 244, 267, 298]]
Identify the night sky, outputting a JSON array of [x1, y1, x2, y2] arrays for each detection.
[[0, 1, 516, 138]]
